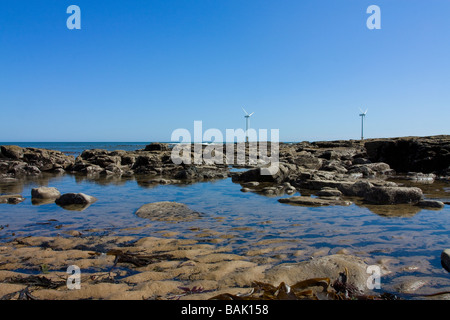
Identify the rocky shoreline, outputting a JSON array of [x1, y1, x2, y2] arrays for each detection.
[[1, 135, 449, 210], [1, 135, 449, 300]]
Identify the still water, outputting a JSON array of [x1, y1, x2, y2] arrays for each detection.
[[1, 142, 450, 293]]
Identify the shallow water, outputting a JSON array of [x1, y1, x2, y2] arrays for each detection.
[[1, 172, 450, 293]]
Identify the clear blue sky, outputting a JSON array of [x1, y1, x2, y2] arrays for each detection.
[[1, 0, 449, 142]]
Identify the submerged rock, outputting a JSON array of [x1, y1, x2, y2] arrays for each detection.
[[135, 201, 203, 222], [264, 254, 370, 292], [278, 196, 352, 207]]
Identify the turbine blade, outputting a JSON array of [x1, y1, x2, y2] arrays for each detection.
[[249, 112, 254, 117], [359, 108, 364, 113], [364, 109, 368, 114], [242, 107, 249, 115]]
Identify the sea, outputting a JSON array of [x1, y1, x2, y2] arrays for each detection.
[[1, 142, 450, 293]]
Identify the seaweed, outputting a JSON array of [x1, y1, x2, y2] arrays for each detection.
[[3, 275, 66, 289], [106, 249, 177, 268], [209, 268, 399, 301], [1, 287, 39, 300], [168, 286, 215, 300]]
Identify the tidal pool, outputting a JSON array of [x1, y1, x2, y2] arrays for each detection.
[[1, 173, 449, 294]]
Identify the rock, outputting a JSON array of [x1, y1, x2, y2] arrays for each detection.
[[406, 172, 436, 182], [364, 135, 450, 174], [242, 181, 260, 187], [7, 162, 41, 176], [0, 194, 25, 204], [416, 200, 445, 209], [321, 160, 348, 174], [264, 254, 371, 292], [31, 187, 61, 199], [352, 157, 372, 165], [293, 152, 322, 170], [21, 148, 74, 171], [317, 187, 342, 197], [300, 179, 354, 192], [135, 201, 203, 222], [347, 165, 375, 177], [300, 179, 373, 198], [395, 277, 427, 294], [55, 193, 97, 206], [144, 143, 170, 151], [278, 196, 352, 207], [441, 249, 450, 273], [340, 180, 374, 197], [232, 163, 291, 184], [1, 145, 23, 160], [364, 186, 423, 205]]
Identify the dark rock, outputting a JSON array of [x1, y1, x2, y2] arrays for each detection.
[[364, 135, 450, 174], [1, 145, 24, 159], [55, 193, 97, 206], [416, 200, 445, 209], [144, 143, 170, 151], [352, 157, 372, 165], [441, 249, 450, 273], [8, 162, 41, 176]]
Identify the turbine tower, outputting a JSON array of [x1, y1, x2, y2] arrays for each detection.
[[242, 107, 254, 143], [359, 108, 368, 140]]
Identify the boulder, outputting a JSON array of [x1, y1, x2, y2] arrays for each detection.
[[31, 187, 61, 199], [364, 186, 423, 205], [416, 200, 445, 209], [135, 201, 203, 222], [1, 145, 23, 159], [55, 193, 97, 206], [441, 249, 450, 273], [339, 180, 374, 197], [364, 135, 450, 174]]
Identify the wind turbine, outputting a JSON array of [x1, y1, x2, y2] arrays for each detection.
[[359, 108, 368, 140], [242, 107, 254, 142]]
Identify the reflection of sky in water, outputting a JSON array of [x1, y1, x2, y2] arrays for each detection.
[[1, 174, 450, 290]]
